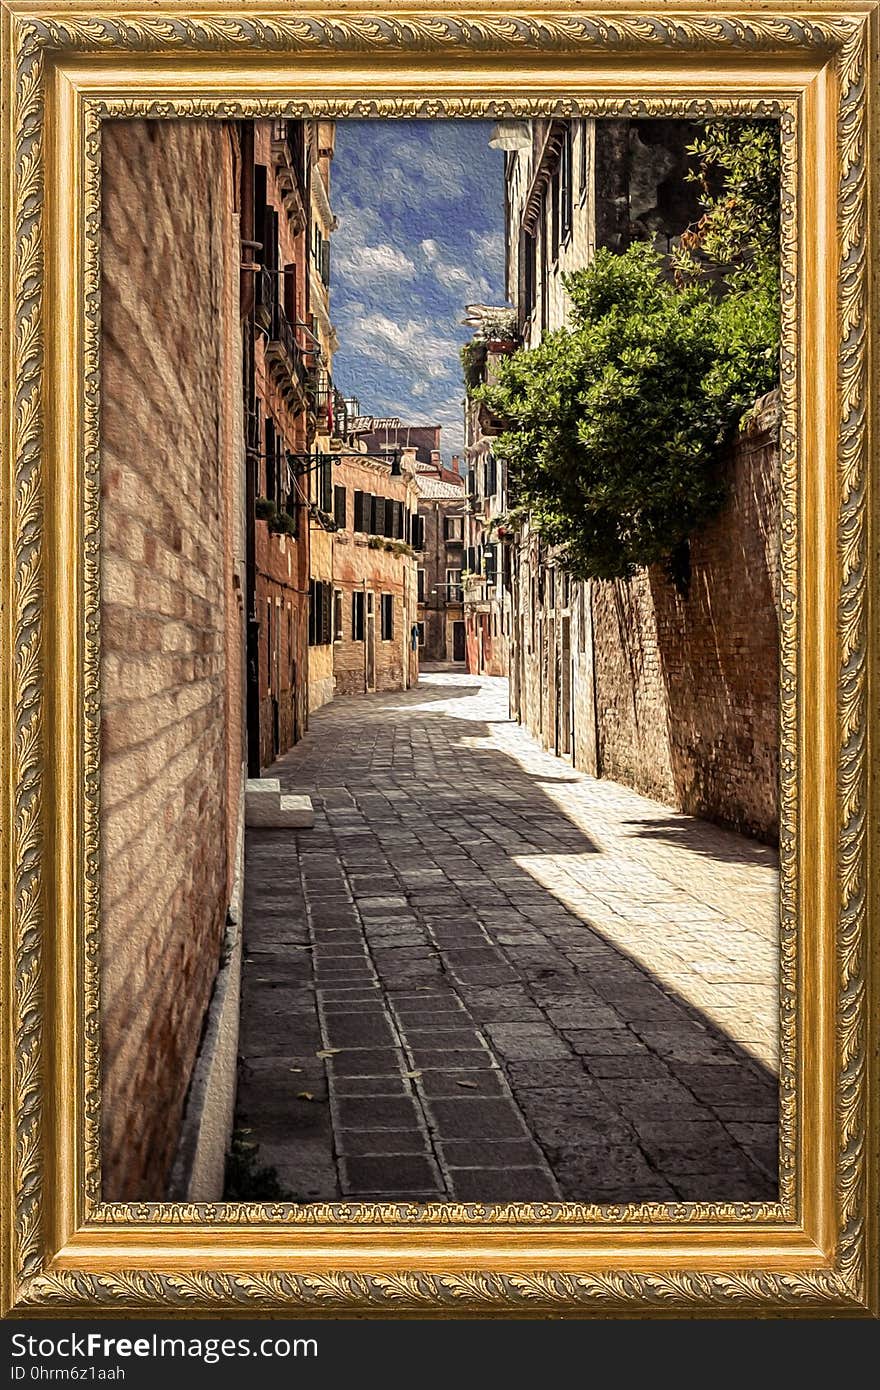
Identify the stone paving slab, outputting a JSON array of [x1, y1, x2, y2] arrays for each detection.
[[230, 672, 779, 1205]]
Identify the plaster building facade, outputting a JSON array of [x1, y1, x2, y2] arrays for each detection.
[[101, 119, 246, 1200], [243, 119, 314, 775], [493, 116, 780, 841], [414, 464, 467, 665], [462, 324, 516, 678], [306, 120, 339, 715], [330, 446, 420, 695]]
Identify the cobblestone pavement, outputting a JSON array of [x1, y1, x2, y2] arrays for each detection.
[[233, 672, 779, 1204]]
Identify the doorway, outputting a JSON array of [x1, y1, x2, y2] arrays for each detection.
[[452, 621, 466, 663]]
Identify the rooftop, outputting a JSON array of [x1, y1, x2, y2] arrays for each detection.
[[415, 472, 466, 500]]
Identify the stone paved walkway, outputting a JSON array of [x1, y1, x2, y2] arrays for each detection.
[[232, 672, 779, 1204]]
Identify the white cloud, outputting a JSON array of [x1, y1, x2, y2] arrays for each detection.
[[471, 229, 506, 274], [419, 238, 493, 303], [334, 240, 417, 286], [343, 312, 461, 382]]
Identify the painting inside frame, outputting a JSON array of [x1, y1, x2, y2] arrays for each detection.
[[99, 112, 782, 1208]]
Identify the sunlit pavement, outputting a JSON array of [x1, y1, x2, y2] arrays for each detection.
[[233, 671, 779, 1204]]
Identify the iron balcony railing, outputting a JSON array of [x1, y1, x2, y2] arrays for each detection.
[[257, 268, 311, 393]]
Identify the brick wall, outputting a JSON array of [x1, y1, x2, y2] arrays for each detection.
[[589, 394, 780, 841], [100, 120, 243, 1198], [512, 393, 780, 843]]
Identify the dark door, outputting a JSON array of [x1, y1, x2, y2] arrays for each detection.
[[453, 621, 466, 663]]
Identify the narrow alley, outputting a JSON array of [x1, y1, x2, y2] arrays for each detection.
[[232, 671, 778, 1205]]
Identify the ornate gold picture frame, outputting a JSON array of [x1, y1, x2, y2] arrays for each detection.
[[0, 0, 877, 1317]]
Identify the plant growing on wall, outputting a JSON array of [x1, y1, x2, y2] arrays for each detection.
[[267, 510, 297, 537], [254, 496, 277, 521], [672, 119, 780, 295]]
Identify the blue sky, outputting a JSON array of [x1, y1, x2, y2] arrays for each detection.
[[329, 121, 508, 460]]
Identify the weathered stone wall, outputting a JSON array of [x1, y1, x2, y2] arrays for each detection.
[[100, 120, 243, 1198], [590, 394, 780, 842]]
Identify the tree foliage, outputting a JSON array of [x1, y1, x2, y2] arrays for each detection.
[[476, 121, 780, 581]]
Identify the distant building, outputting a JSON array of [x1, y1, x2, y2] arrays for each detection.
[[414, 463, 467, 664], [330, 445, 420, 694], [461, 316, 517, 679], [351, 419, 442, 469], [306, 120, 339, 714]]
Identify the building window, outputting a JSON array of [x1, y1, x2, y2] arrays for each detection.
[[550, 166, 561, 260], [309, 579, 333, 646], [446, 568, 463, 602], [560, 124, 573, 240], [484, 456, 498, 498], [579, 118, 589, 198], [417, 622, 425, 646], [383, 498, 396, 538], [353, 490, 367, 533], [417, 569, 426, 603], [540, 200, 549, 335], [352, 590, 365, 641], [411, 514, 425, 550], [521, 227, 537, 320], [334, 485, 347, 530], [483, 546, 497, 585], [371, 495, 386, 537], [444, 515, 464, 542], [380, 593, 394, 640], [266, 601, 272, 691]]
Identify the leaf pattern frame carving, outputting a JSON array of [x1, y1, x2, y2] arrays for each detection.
[[1, 3, 876, 1317]]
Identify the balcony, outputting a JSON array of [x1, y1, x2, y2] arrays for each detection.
[[256, 269, 313, 408], [269, 120, 309, 233]]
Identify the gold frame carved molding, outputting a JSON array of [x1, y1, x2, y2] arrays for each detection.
[[0, 2, 877, 1316]]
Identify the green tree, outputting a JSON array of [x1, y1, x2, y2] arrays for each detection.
[[673, 119, 780, 293], [478, 243, 778, 581], [476, 121, 780, 581]]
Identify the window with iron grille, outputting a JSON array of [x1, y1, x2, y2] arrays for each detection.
[[352, 590, 365, 641], [380, 593, 394, 640], [334, 485, 347, 530]]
